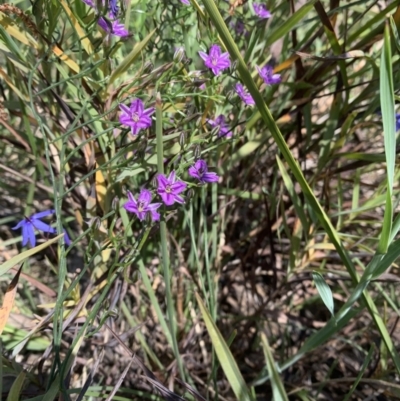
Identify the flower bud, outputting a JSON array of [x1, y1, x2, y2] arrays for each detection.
[[173, 47, 185, 63], [194, 145, 201, 160], [151, 174, 158, 188], [179, 131, 187, 148], [111, 196, 119, 211]]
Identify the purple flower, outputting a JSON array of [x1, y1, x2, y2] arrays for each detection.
[[188, 160, 219, 184], [396, 114, 400, 131], [257, 65, 281, 85], [98, 17, 129, 37], [181, 0, 190, 4], [124, 189, 162, 221], [12, 210, 56, 247], [119, 99, 155, 136], [109, 0, 119, 18], [235, 83, 255, 106], [199, 45, 231, 76], [12, 210, 71, 247], [253, 3, 271, 19], [157, 171, 187, 206], [208, 114, 231, 138]]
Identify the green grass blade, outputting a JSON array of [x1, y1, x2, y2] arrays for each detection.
[[312, 271, 334, 317], [6, 371, 26, 401], [195, 293, 254, 401], [260, 333, 289, 401], [378, 22, 395, 253]]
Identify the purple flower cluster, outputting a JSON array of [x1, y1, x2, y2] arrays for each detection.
[[13, 210, 70, 248], [124, 161, 219, 222], [117, 2, 278, 225], [81, 0, 129, 37]]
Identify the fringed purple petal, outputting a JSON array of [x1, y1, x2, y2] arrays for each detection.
[[160, 192, 175, 206], [157, 174, 169, 190], [170, 181, 187, 194], [130, 99, 144, 114]]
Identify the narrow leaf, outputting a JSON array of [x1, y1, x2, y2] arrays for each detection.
[[312, 271, 334, 317], [378, 22, 395, 253], [261, 333, 289, 401], [195, 293, 254, 401]]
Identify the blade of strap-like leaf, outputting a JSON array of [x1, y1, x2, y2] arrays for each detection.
[[195, 293, 254, 401], [6, 371, 26, 401], [378, 23, 395, 254]]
